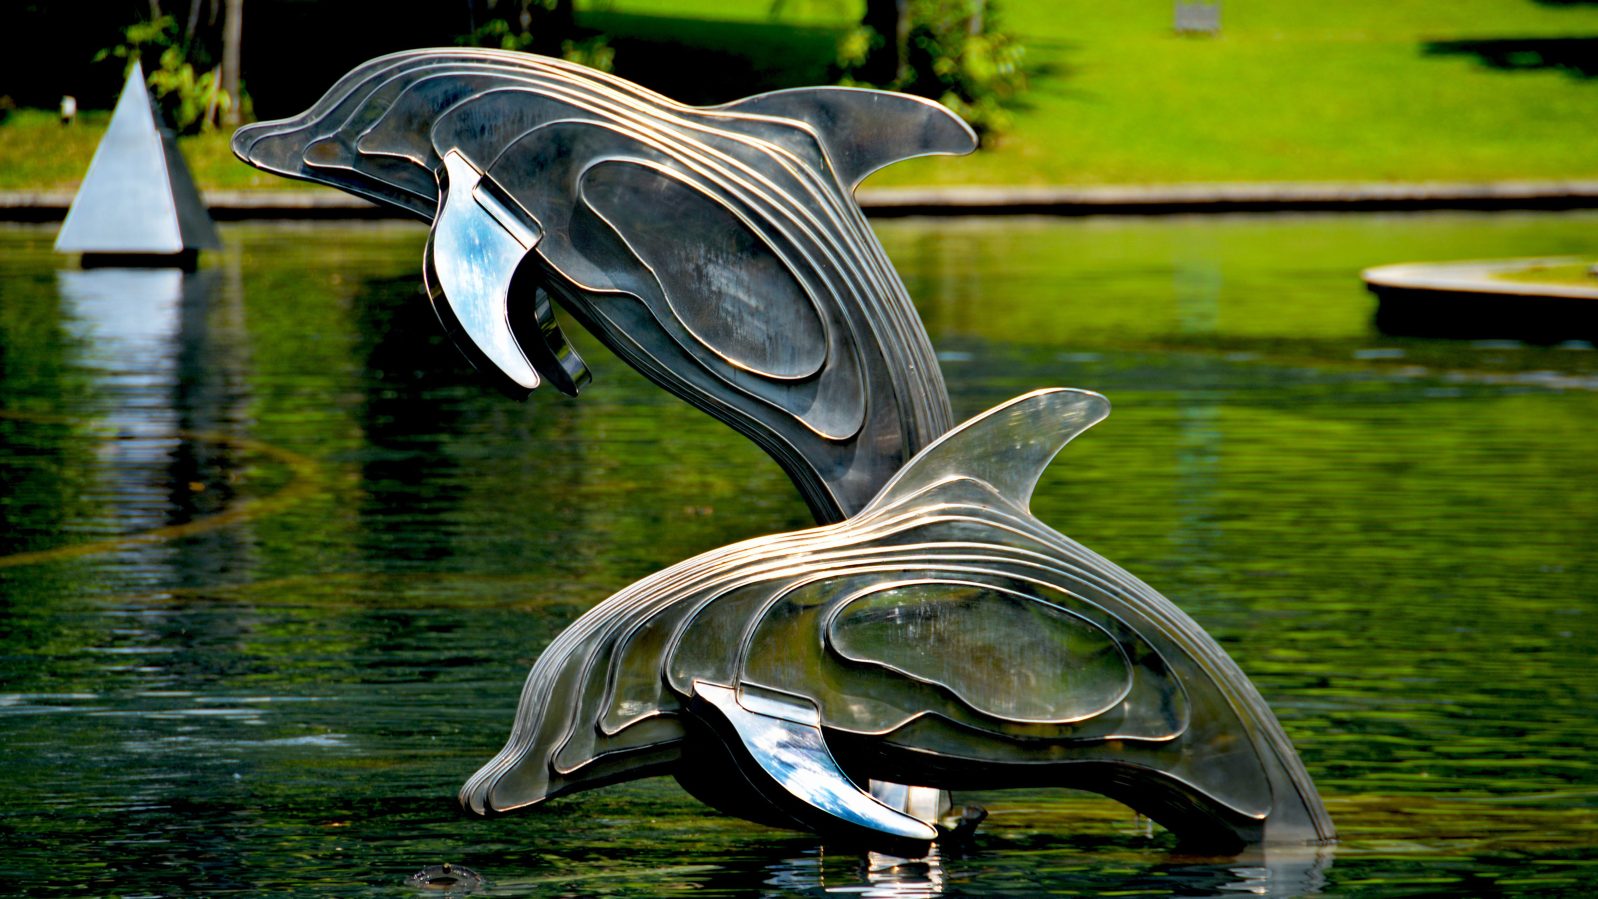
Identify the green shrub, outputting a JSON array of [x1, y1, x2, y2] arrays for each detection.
[[458, 16, 615, 73], [838, 0, 1028, 139], [95, 16, 242, 135]]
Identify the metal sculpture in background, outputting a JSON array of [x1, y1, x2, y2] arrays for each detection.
[[232, 50, 1332, 852], [58, 62, 219, 268]]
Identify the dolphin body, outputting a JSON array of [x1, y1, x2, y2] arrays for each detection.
[[458, 389, 1333, 851], [232, 48, 977, 522]]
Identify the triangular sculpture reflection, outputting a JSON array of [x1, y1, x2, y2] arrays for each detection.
[[55, 61, 219, 268]]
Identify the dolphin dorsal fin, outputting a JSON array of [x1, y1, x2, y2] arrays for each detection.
[[716, 86, 977, 190], [862, 388, 1110, 515]]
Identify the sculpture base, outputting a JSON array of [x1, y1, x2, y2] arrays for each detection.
[[80, 250, 200, 272]]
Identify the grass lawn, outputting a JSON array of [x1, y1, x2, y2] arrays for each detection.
[[3, 0, 1596, 190], [0, 109, 297, 193], [876, 0, 1598, 186], [1493, 260, 1598, 287]]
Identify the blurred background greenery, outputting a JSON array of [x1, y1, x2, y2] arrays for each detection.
[[3, 0, 1595, 190]]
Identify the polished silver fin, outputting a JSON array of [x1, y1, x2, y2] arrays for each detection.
[[425, 149, 590, 398], [693, 681, 937, 844], [425, 149, 544, 395]]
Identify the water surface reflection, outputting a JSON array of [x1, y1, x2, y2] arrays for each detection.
[[2, 214, 1596, 895]]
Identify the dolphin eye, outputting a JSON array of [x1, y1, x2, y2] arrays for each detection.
[[827, 583, 1134, 724]]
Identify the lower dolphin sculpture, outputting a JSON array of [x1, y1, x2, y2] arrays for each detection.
[[461, 389, 1334, 851], [229, 50, 1332, 851]]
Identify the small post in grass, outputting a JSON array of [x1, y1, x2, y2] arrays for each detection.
[[1174, 1, 1221, 35]]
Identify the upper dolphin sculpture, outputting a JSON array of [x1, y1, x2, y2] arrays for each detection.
[[459, 389, 1334, 851], [232, 48, 977, 523]]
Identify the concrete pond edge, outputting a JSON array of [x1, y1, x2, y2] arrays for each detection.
[[6, 180, 1598, 222]]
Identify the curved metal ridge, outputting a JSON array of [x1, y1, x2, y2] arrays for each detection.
[[233, 48, 977, 521], [458, 389, 1333, 849]]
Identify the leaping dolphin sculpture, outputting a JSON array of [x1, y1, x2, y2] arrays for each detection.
[[232, 48, 977, 523], [458, 389, 1333, 851]]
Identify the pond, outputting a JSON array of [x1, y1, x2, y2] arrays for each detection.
[[3, 211, 1597, 896]]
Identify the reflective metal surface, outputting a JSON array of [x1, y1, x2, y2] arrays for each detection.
[[232, 48, 976, 522], [229, 52, 1329, 852], [459, 389, 1333, 850], [56, 62, 219, 260]]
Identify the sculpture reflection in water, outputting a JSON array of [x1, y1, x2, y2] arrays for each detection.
[[760, 844, 1331, 899], [233, 49, 1332, 855]]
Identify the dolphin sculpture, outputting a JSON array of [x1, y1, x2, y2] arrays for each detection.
[[232, 48, 977, 523], [458, 389, 1334, 851]]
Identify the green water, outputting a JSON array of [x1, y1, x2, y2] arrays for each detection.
[[2, 213, 1596, 896]]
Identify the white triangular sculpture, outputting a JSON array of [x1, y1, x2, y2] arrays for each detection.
[[55, 62, 219, 261]]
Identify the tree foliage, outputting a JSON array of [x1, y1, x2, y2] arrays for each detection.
[[95, 6, 246, 134], [839, 0, 1028, 139], [457, 0, 615, 73]]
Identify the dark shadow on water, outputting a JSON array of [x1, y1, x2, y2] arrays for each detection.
[[1370, 284, 1598, 342], [1423, 36, 1598, 78], [349, 273, 473, 569]]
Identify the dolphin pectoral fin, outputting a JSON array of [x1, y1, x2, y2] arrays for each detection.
[[426, 148, 592, 398], [692, 682, 937, 847], [511, 284, 591, 398], [715, 86, 978, 190], [427, 149, 544, 396]]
